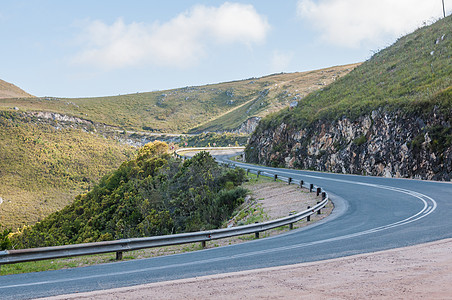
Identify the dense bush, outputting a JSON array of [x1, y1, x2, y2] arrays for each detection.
[[11, 142, 247, 249], [0, 225, 12, 250]]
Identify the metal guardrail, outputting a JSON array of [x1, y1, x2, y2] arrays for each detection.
[[174, 146, 245, 159], [0, 147, 329, 268]]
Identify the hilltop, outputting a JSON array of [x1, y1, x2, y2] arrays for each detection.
[[0, 64, 359, 134], [0, 79, 34, 99], [246, 15, 452, 180]]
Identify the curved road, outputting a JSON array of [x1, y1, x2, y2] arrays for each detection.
[[1, 153, 451, 299]]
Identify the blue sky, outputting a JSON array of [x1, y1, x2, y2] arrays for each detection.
[[1, 0, 450, 98]]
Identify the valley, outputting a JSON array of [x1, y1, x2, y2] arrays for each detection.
[[0, 64, 357, 230]]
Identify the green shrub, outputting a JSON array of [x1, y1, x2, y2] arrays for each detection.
[[0, 226, 12, 250], [10, 143, 248, 249], [353, 135, 367, 146]]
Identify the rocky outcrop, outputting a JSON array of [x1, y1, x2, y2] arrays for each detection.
[[246, 108, 452, 181], [232, 117, 261, 135], [25, 111, 180, 147], [30, 111, 92, 125]]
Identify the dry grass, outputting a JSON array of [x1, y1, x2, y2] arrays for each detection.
[[0, 112, 135, 230]]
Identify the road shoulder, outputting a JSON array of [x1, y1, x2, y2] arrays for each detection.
[[44, 238, 452, 299]]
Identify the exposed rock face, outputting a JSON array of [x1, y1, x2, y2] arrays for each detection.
[[31, 111, 92, 125], [25, 111, 180, 146], [246, 108, 452, 181], [232, 117, 261, 135]]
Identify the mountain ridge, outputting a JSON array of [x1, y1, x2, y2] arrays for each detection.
[[0, 64, 359, 134]]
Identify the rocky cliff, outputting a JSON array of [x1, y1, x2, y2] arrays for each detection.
[[246, 106, 452, 181], [231, 117, 261, 134]]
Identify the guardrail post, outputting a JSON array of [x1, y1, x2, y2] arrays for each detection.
[[201, 241, 206, 248], [247, 169, 250, 175], [309, 184, 313, 192], [289, 223, 293, 230], [257, 170, 261, 178], [317, 201, 321, 214], [116, 251, 123, 260], [316, 187, 321, 196], [274, 174, 278, 181], [255, 222, 260, 238], [288, 178, 292, 185], [300, 180, 304, 188], [307, 206, 311, 222], [322, 192, 326, 200]]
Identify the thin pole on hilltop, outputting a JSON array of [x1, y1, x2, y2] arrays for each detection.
[[443, 0, 446, 18]]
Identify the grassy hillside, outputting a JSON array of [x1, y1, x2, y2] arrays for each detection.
[[9, 143, 246, 249], [0, 111, 135, 230], [256, 16, 451, 132], [0, 79, 34, 99], [0, 64, 358, 133], [0, 56, 359, 231]]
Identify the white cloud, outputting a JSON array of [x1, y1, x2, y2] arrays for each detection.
[[72, 2, 270, 69], [297, 0, 447, 48], [271, 50, 293, 72]]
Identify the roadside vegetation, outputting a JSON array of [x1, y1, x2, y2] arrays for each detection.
[[1, 171, 333, 276], [5, 142, 247, 249]]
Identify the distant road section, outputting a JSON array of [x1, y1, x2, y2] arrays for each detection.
[[176, 147, 245, 159]]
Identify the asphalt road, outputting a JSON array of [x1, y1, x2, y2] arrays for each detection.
[[1, 152, 451, 299]]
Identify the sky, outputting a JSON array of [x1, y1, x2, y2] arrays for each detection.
[[1, 0, 450, 98]]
